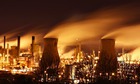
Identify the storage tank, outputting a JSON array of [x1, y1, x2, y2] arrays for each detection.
[[65, 64, 75, 80]]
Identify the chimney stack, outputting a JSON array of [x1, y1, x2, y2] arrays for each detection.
[[32, 36, 35, 57], [3, 36, 6, 57], [17, 36, 20, 57]]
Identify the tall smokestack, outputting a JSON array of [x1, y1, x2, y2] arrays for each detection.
[[31, 36, 35, 64], [3, 36, 6, 63], [17, 36, 20, 57], [32, 36, 35, 56], [96, 39, 117, 75], [39, 38, 60, 73], [3, 36, 6, 57]]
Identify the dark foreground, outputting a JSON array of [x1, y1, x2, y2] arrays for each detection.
[[0, 75, 139, 84], [0, 71, 139, 84]]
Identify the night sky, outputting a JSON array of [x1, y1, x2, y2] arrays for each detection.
[[0, 0, 140, 53], [0, 0, 139, 33]]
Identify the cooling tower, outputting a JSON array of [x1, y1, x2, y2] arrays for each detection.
[[39, 38, 60, 73], [96, 39, 118, 75]]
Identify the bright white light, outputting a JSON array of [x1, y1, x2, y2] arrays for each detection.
[[74, 80, 80, 84]]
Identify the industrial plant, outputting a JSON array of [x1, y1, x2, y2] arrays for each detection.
[[0, 0, 139, 84], [0, 35, 139, 84]]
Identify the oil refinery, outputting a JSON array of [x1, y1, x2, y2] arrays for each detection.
[[0, 36, 41, 74], [0, 35, 140, 84], [0, 0, 140, 84]]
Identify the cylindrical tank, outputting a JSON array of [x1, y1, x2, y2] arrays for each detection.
[[65, 64, 75, 80], [39, 38, 60, 73], [96, 39, 118, 74]]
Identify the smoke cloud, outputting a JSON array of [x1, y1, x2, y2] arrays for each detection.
[[44, 3, 140, 59], [0, 2, 140, 59]]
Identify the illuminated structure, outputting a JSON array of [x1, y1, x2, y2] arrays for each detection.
[[0, 36, 139, 83], [96, 39, 118, 75], [32, 44, 42, 63], [0, 36, 42, 72]]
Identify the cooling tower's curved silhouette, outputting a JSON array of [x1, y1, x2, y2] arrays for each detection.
[[96, 39, 118, 75], [39, 38, 60, 73]]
